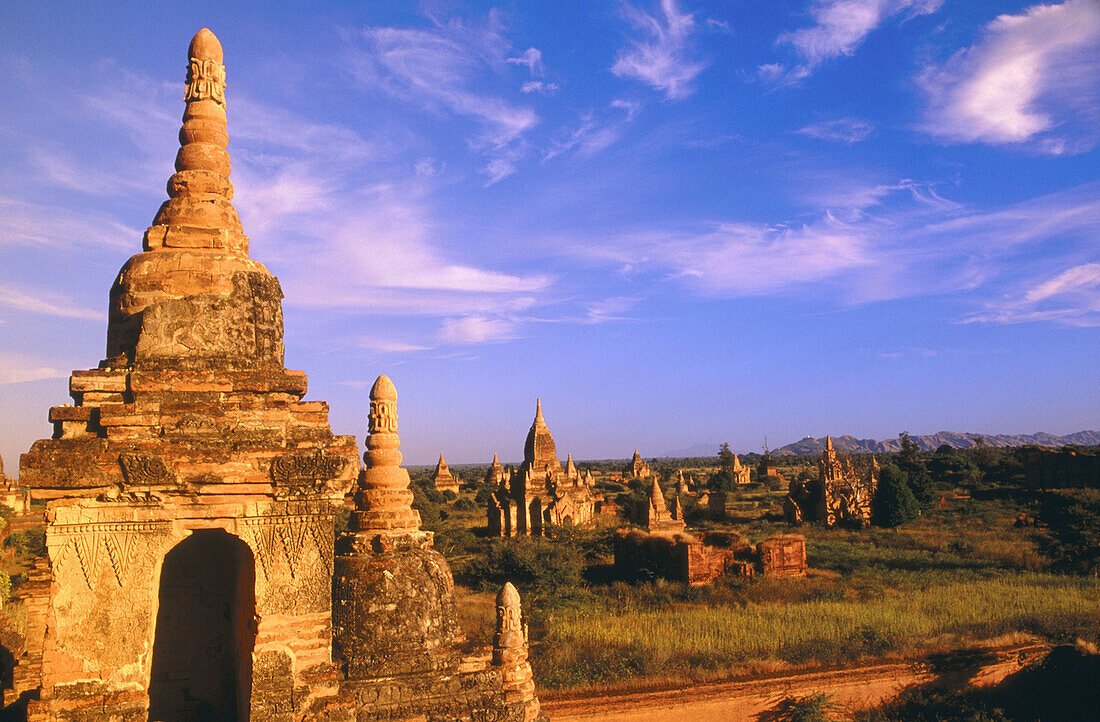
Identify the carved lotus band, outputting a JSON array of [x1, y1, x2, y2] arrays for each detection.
[[185, 58, 226, 104]]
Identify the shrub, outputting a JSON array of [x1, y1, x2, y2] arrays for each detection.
[[758, 692, 846, 722], [5, 527, 46, 558], [873, 464, 920, 528], [462, 538, 583, 600], [410, 484, 444, 531], [333, 507, 351, 536], [453, 497, 478, 511]]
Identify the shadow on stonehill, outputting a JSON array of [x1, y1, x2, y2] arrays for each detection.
[[979, 644, 1100, 721], [864, 644, 1100, 721]]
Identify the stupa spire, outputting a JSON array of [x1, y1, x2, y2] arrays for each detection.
[[352, 374, 422, 534], [145, 27, 248, 256]]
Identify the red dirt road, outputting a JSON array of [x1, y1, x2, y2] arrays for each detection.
[[541, 645, 1047, 721]]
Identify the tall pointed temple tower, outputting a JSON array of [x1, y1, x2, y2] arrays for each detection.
[[17, 29, 542, 721]]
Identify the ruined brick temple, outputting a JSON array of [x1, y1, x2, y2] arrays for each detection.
[[17, 29, 542, 721], [614, 478, 808, 585]]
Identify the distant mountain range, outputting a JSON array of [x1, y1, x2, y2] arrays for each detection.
[[772, 431, 1100, 456]]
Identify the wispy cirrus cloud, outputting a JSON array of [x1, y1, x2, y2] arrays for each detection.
[[521, 81, 559, 95], [560, 178, 1100, 325], [612, 0, 707, 100], [344, 11, 538, 182], [0, 196, 138, 250], [438, 315, 517, 344], [796, 117, 875, 143], [965, 263, 1100, 327], [544, 100, 640, 160], [0, 351, 68, 386], [0, 284, 103, 321], [3, 58, 555, 352], [760, 0, 943, 84], [917, 0, 1100, 154]]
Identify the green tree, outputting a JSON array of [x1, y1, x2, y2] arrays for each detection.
[[708, 469, 736, 492], [872, 463, 920, 528], [718, 442, 735, 470]]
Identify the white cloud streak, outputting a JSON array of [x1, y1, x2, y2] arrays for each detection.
[[0, 352, 68, 386], [344, 13, 538, 182], [560, 179, 1100, 325], [612, 0, 707, 100], [918, 0, 1100, 154], [0, 284, 103, 321], [0, 197, 138, 251], [761, 0, 942, 84], [438, 315, 517, 344], [796, 117, 875, 143], [965, 263, 1100, 327]]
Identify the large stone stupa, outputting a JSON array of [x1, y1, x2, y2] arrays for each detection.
[[15, 28, 544, 722]]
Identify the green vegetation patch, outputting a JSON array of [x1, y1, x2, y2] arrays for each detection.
[[533, 575, 1100, 688]]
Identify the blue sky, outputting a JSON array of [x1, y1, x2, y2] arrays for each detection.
[[1, 0, 1097, 469]]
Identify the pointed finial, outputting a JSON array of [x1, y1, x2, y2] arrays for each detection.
[[188, 28, 224, 63], [826, 435, 833, 451], [497, 581, 521, 608], [492, 452, 499, 464], [370, 374, 397, 402], [535, 397, 543, 419]]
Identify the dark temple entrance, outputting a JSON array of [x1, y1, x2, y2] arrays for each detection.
[[149, 529, 256, 721]]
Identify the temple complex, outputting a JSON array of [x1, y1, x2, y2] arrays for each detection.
[[431, 452, 460, 494], [784, 436, 878, 526], [487, 400, 600, 536], [14, 29, 543, 721]]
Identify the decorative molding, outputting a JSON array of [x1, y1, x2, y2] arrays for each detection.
[[270, 449, 348, 498], [185, 57, 226, 105], [118, 452, 175, 487]]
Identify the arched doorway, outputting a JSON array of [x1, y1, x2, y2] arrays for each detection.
[[149, 529, 256, 721]]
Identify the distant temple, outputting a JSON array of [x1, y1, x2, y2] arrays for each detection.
[[484, 452, 506, 485], [785, 435, 878, 526], [624, 448, 653, 479], [636, 477, 685, 534], [731, 454, 751, 485], [616, 476, 807, 584], [487, 400, 600, 536], [430, 452, 460, 494]]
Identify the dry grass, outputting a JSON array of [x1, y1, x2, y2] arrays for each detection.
[[533, 574, 1100, 688]]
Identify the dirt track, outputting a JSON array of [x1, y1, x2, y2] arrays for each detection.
[[541, 644, 1048, 721]]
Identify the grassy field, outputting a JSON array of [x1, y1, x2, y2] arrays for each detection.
[[512, 494, 1096, 690], [533, 574, 1100, 688]]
